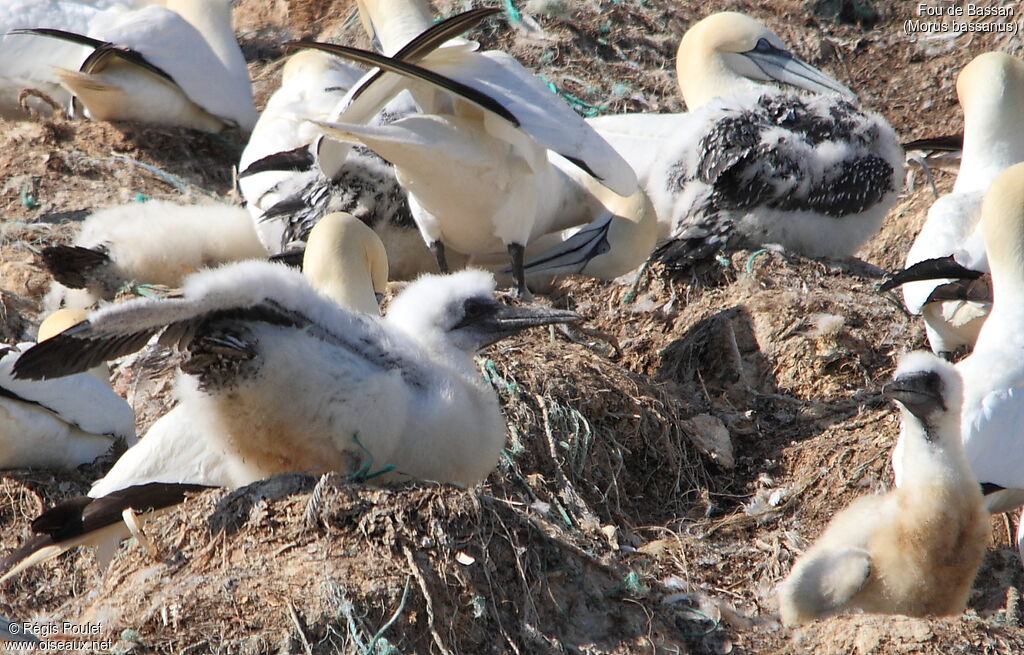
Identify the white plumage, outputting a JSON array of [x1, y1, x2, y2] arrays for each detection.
[[586, 12, 902, 270], [236, 50, 431, 278], [306, 0, 637, 295], [780, 351, 986, 625], [42, 199, 268, 311], [893, 162, 1024, 519], [2, 0, 256, 132], [886, 52, 1024, 357], [0, 309, 136, 470], [238, 49, 364, 250], [16, 264, 576, 487]]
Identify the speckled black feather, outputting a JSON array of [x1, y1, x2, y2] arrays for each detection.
[[655, 91, 896, 271]]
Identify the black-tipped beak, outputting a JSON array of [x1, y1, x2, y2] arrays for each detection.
[[882, 370, 945, 425]]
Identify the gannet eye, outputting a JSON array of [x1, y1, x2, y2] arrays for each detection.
[[754, 38, 787, 57], [461, 298, 491, 321]]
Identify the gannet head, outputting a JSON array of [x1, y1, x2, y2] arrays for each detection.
[[957, 51, 1024, 111], [677, 12, 853, 109], [956, 53, 1024, 163], [980, 162, 1024, 293], [302, 212, 389, 315], [37, 308, 89, 343], [280, 49, 353, 90], [883, 351, 962, 439], [36, 308, 110, 384], [385, 269, 581, 353]]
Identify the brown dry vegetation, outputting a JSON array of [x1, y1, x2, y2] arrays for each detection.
[[2, 0, 1024, 653]]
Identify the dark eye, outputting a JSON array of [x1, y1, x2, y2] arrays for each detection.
[[462, 298, 491, 320]]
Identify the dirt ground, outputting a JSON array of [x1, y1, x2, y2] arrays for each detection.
[[2, 0, 1024, 653]]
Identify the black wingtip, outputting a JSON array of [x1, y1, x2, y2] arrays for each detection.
[[40, 244, 110, 289], [239, 145, 315, 178], [285, 40, 520, 128], [0, 483, 214, 580]]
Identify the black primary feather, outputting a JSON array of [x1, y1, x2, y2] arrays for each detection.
[[39, 244, 111, 289]]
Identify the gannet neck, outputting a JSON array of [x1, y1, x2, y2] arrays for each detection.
[[166, 0, 242, 73], [302, 212, 389, 315], [981, 162, 1024, 304], [356, 0, 434, 56], [955, 52, 1024, 193], [676, 13, 767, 109]]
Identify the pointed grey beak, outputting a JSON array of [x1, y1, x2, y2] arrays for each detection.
[[519, 213, 613, 276], [882, 370, 945, 427], [455, 299, 582, 348], [728, 38, 854, 98]]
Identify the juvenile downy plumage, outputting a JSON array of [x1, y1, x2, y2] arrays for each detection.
[[14, 265, 578, 485], [5, 0, 256, 132], [880, 52, 1024, 358], [41, 199, 268, 311], [3, 235, 578, 582], [779, 351, 987, 625], [0, 308, 136, 470], [1, 214, 393, 581], [587, 12, 902, 270]]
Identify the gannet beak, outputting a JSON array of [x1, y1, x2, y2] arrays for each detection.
[[878, 255, 983, 292], [727, 39, 854, 98], [882, 370, 945, 426], [455, 299, 581, 348]]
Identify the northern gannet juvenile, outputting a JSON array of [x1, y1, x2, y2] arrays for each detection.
[[0, 308, 136, 470], [894, 163, 1024, 520], [41, 199, 268, 311], [586, 12, 902, 271], [301, 1, 637, 296], [6, 0, 257, 132], [779, 351, 987, 625], [880, 52, 1024, 358], [0, 210, 393, 582], [14, 265, 580, 487]]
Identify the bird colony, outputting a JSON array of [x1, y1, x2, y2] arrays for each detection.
[[0, 0, 1022, 651]]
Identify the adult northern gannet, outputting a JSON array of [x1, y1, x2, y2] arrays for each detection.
[[238, 49, 364, 250], [0, 209, 393, 582], [892, 163, 1024, 522], [587, 12, 902, 271], [0, 308, 136, 470], [780, 351, 987, 625], [236, 50, 430, 278], [880, 52, 1024, 358], [41, 200, 268, 311], [5, 0, 257, 132], [299, 1, 638, 296]]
